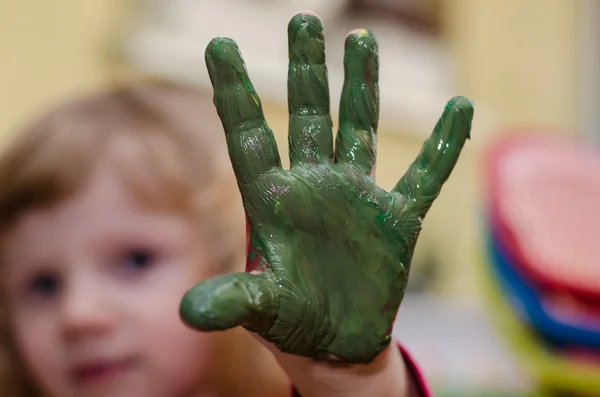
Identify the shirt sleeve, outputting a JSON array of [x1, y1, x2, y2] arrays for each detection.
[[290, 342, 432, 397], [399, 344, 432, 397]]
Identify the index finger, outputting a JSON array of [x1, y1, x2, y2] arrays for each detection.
[[206, 38, 282, 186], [393, 96, 474, 216]]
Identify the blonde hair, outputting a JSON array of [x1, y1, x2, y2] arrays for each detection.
[[0, 80, 247, 396]]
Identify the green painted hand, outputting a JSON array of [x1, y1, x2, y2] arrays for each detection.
[[180, 12, 473, 364]]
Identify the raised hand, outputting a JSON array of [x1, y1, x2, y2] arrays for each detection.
[[180, 12, 473, 364]]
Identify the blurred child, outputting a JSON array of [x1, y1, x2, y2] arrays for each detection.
[[0, 81, 291, 397], [0, 81, 427, 397]]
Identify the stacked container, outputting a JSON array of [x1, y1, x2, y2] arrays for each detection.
[[480, 135, 600, 396]]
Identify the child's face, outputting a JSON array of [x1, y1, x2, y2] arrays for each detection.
[[2, 165, 223, 397]]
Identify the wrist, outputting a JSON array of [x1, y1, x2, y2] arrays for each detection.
[[275, 342, 409, 397]]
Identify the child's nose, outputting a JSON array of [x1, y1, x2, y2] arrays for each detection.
[[60, 278, 115, 341]]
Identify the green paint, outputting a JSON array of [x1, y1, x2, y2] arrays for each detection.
[[394, 97, 473, 217], [204, 37, 282, 185], [180, 272, 278, 333], [336, 28, 379, 177], [287, 13, 333, 166], [181, 12, 474, 364]]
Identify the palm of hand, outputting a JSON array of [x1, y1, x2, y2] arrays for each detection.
[[248, 164, 410, 362], [180, 12, 473, 364]]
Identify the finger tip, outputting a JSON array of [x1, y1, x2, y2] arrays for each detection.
[[457, 95, 475, 108], [446, 96, 474, 139], [179, 285, 222, 331], [344, 28, 377, 50], [207, 37, 238, 51], [348, 28, 374, 38], [206, 37, 233, 59], [288, 10, 323, 32], [449, 96, 474, 116], [179, 289, 200, 325], [296, 9, 320, 17], [346, 28, 376, 39], [205, 37, 245, 74]]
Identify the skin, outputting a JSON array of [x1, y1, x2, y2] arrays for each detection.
[[180, 12, 474, 364], [2, 163, 289, 397]]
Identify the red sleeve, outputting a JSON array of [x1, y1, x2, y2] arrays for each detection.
[[399, 344, 432, 397], [290, 342, 432, 397]]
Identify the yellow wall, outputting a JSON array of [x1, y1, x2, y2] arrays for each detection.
[[443, 0, 580, 135], [0, 0, 134, 144]]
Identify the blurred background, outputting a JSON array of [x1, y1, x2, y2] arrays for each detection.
[[1, 1, 599, 396]]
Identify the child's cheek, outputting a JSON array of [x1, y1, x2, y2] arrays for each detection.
[[122, 262, 219, 394], [10, 310, 66, 395]]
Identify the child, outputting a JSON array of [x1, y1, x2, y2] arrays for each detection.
[[0, 80, 295, 397], [0, 12, 471, 397]]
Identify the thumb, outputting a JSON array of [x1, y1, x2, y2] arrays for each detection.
[[179, 272, 278, 333]]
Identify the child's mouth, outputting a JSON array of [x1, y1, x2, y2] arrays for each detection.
[[71, 356, 138, 385]]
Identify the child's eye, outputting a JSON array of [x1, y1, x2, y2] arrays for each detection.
[[27, 272, 61, 299], [122, 249, 155, 272]]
